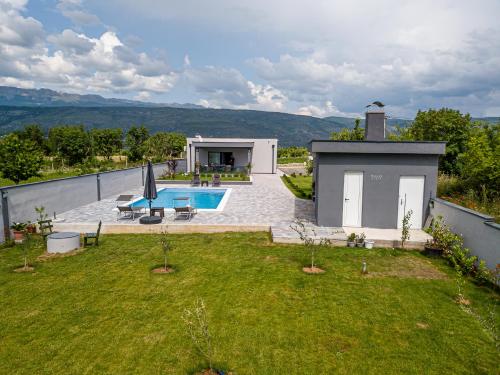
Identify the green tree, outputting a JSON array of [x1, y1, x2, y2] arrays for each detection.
[[0, 134, 43, 183], [48, 126, 91, 166], [143, 132, 186, 162], [330, 118, 364, 140], [406, 108, 473, 175], [458, 124, 499, 194], [90, 128, 123, 160], [16, 124, 46, 151], [125, 126, 149, 162]]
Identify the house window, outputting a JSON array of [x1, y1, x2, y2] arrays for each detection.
[[208, 152, 220, 165]]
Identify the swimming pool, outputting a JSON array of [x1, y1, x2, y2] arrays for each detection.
[[130, 188, 229, 210]]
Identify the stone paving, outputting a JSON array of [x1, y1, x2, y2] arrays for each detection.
[[57, 174, 315, 227]]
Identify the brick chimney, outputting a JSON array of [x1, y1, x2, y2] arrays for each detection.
[[364, 110, 386, 141]]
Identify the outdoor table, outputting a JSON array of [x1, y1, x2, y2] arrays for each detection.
[[47, 232, 80, 253], [151, 207, 165, 218]]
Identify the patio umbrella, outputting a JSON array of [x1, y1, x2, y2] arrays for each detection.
[[143, 160, 157, 211], [140, 161, 161, 224]]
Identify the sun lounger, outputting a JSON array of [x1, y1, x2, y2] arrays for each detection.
[[174, 206, 196, 220], [117, 206, 144, 220], [212, 174, 221, 187], [116, 194, 134, 206]]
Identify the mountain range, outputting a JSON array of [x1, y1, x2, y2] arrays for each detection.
[[0, 86, 497, 146]]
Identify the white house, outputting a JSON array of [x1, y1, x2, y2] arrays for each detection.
[[186, 136, 278, 174]]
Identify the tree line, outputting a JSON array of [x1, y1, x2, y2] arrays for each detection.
[[0, 125, 186, 183], [330, 108, 500, 198]]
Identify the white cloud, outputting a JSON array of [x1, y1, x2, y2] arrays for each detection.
[[99, 0, 500, 116], [0, 0, 43, 47], [2, 0, 500, 116], [0, 3, 177, 96], [184, 65, 287, 111], [56, 0, 101, 26], [297, 101, 355, 118]]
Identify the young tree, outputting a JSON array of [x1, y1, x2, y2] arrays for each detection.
[[48, 126, 91, 165], [90, 128, 123, 160], [182, 298, 214, 371], [125, 125, 149, 162], [400, 210, 413, 248], [160, 232, 173, 271], [0, 134, 43, 183]]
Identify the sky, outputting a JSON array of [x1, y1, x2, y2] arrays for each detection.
[[1, 0, 500, 118]]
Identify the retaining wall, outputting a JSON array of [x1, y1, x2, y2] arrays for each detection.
[[430, 198, 499, 270]]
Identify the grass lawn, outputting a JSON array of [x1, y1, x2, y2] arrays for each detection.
[[0, 233, 498, 374], [277, 157, 308, 164], [282, 174, 313, 199]]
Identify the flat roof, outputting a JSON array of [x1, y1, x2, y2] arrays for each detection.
[[191, 141, 254, 148], [187, 137, 277, 142], [310, 140, 446, 155]]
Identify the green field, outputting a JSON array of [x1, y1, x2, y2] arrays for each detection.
[[0, 233, 498, 374]]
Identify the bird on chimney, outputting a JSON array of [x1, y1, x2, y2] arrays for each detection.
[[365, 101, 385, 108]]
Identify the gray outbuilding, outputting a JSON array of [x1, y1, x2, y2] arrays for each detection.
[[311, 110, 446, 229]]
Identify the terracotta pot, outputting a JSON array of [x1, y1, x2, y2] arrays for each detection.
[[26, 224, 36, 234], [12, 230, 25, 242]]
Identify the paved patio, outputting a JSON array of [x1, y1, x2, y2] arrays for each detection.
[[55, 174, 430, 249], [56, 174, 314, 227]]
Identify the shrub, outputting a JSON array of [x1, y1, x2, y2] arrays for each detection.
[[426, 216, 495, 285]]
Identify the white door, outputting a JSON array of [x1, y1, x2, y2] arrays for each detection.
[[343, 172, 363, 227], [397, 176, 425, 229]]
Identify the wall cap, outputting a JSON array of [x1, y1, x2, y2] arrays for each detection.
[[0, 162, 170, 191], [432, 197, 495, 221]]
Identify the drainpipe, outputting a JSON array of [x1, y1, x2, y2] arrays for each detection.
[[271, 144, 275, 174], [1, 190, 10, 241], [188, 144, 192, 173]]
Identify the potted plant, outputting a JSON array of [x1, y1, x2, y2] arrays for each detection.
[[364, 239, 374, 249], [10, 222, 28, 242], [356, 233, 366, 247], [347, 233, 356, 247], [26, 221, 36, 234]]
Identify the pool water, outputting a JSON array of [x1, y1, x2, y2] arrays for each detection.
[[130, 188, 227, 210]]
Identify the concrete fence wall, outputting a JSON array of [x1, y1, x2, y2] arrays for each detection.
[[430, 198, 500, 270], [0, 162, 171, 242]]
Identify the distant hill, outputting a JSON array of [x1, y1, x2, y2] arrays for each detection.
[[0, 86, 497, 146], [0, 106, 350, 146], [0, 86, 202, 109]]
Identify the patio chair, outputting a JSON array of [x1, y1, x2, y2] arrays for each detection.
[[38, 219, 56, 240], [212, 174, 221, 187], [117, 206, 144, 220], [191, 174, 201, 186], [174, 206, 196, 220], [116, 194, 134, 207], [83, 220, 102, 247]]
